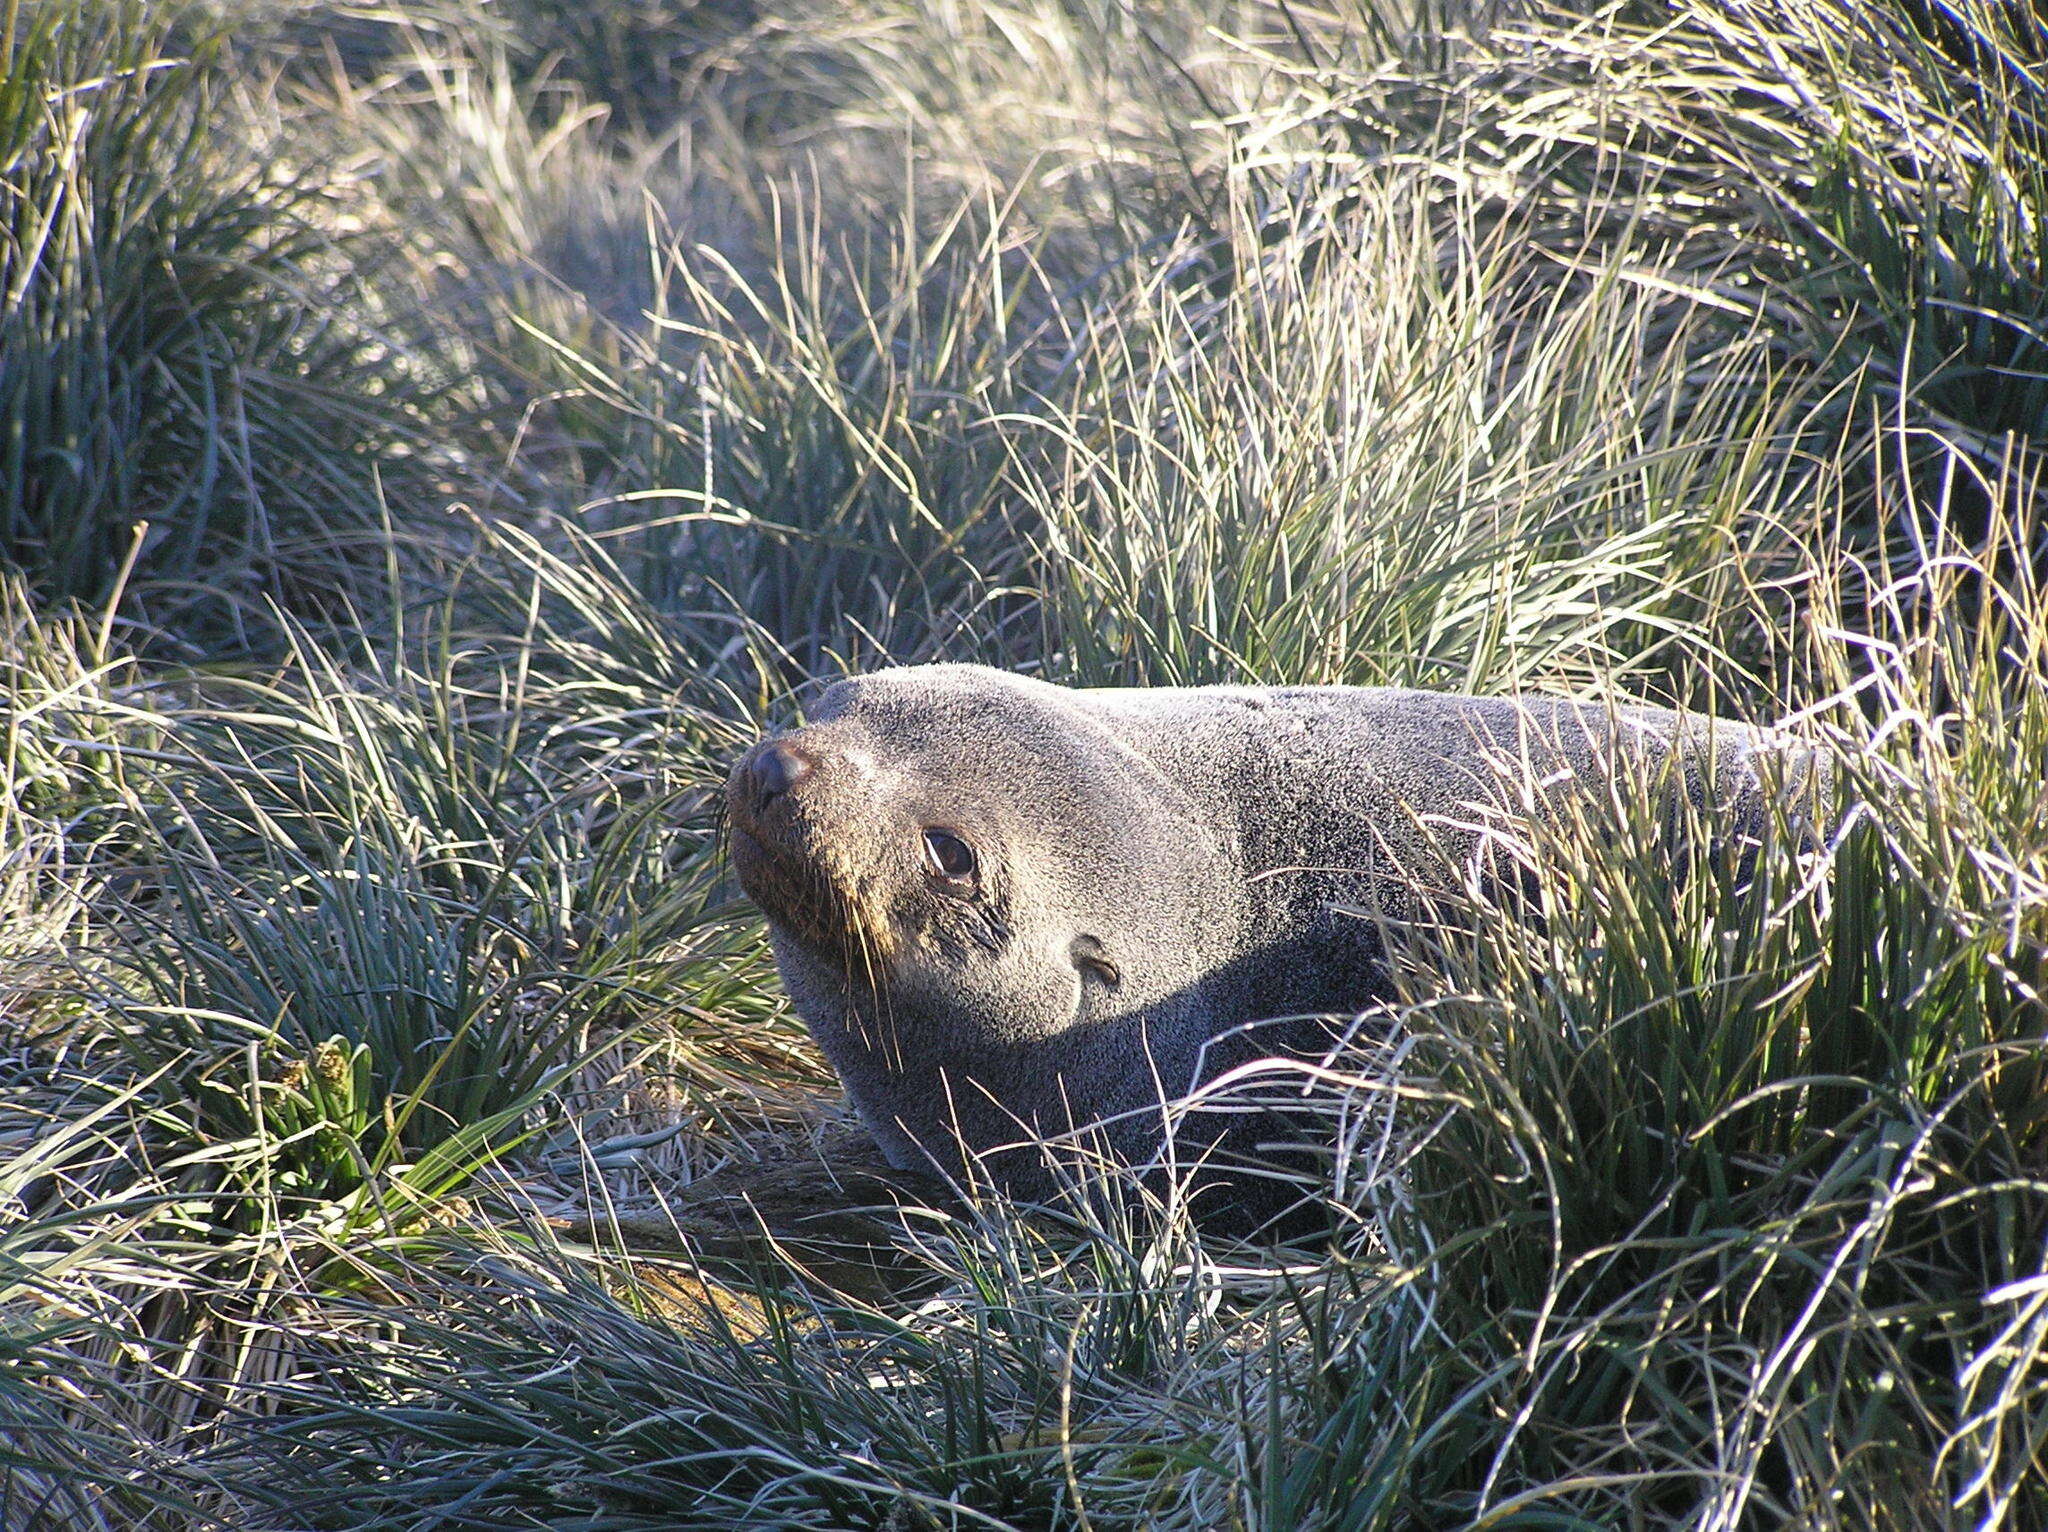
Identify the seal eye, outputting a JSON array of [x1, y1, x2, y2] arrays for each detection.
[[922, 828, 977, 887]]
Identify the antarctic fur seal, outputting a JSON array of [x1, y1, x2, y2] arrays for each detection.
[[725, 664, 1789, 1217]]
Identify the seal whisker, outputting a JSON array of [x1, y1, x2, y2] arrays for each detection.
[[857, 915, 907, 1074], [833, 885, 885, 1058]]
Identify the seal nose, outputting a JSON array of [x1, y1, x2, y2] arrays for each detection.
[[750, 740, 814, 804]]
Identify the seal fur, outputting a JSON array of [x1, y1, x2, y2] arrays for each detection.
[[725, 664, 1790, 1214]]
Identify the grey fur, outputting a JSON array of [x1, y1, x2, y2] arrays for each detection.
[[725, 663, 1790, 1209]]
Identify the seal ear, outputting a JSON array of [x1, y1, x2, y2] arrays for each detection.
[[1069, 934, 1121, 990]]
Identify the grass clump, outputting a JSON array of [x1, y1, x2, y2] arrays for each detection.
[[71, 557, 803, 1216], [520, 202, 1050, 675], [1279, 0, 2048, 478], [0, 0, 448, 641], [1350, 517, 2048, 1524], [196, 471, 2048, 1531], [229, 1228, 1198, 1529], [0, 1082, 194, 1532]]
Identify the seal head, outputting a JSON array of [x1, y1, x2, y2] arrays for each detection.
[[728, 666, 1253, 1194]]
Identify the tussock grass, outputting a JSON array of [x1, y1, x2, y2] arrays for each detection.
[[3, 0, 2046, 1526], [0, 1, 459, 643], [1022, 187, 1809, 696], [1345, 505, 2048, 1523]]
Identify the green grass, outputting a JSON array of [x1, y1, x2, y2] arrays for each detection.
[[0, 1, 465, 646], [2, 0, 2045, 1526]]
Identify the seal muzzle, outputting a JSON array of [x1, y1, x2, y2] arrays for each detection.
[[725, 731, 903, 972]]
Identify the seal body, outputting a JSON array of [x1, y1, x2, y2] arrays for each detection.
[[725, 664, 1785, 1213]]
